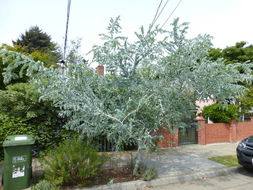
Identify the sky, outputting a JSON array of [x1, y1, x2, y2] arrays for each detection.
[[1, 0, 253, 60]]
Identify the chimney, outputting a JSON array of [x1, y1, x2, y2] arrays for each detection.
[[96, 65, 104, 76]]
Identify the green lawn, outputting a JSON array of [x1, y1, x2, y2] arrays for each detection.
[[208, 155, 240, 167]]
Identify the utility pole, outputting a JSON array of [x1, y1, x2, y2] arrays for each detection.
[[63, 0, 71, 66]]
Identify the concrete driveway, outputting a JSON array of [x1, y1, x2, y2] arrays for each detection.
[[142, 142, 239, 177]]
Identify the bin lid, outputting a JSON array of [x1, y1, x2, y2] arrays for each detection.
[[3, 135, 35, 147]]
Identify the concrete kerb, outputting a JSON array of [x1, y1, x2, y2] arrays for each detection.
[[68, 167, 240, 190]]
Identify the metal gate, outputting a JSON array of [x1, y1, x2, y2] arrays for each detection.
[[179, 126, 198, 145]]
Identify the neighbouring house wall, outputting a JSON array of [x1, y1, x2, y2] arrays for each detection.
[[195, 99, 214, 112]]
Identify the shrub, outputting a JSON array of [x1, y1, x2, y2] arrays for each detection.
[[0, 83, 77, 160], [135, 162, 158, 181], [0, 114, 35, 159], [41, 138, 107, 186], [31, 180, 59, 190], [141, 167, 158, 181], [0, 83, 59, 128], [0, 113, 76, 160], [202, 104, 239, 123]]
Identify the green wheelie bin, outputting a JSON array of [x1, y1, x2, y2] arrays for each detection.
[[2, 135, 35, 190]]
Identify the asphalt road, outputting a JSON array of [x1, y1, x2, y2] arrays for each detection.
[[148, 167, 253, 190]]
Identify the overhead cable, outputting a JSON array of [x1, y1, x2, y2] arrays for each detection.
[[150, 0, 164, 28], [150, 0, 170, 30], [161, 0, 183, 29]]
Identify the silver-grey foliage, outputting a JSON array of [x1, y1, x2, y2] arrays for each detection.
[[0, 18, 252, 153]]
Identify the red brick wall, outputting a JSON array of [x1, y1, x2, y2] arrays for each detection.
[[237, 121, 253, 141], [157, 128, 179, 148], [204, 123, 230, 144], [159, 117, 253, 147], [197, 117, 253, 145]]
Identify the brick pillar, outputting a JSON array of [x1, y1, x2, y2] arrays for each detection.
[[96, 65, 104, 76], [174, 130, 179, 147], [196, 116, 206, 145], [229, 120, 237, 142]]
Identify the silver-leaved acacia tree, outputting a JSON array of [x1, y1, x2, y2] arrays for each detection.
[[1, 17, 252, 173]]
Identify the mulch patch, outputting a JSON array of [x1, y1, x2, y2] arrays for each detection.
[[95, 168, 139, 184], [61, 168, 139, 189]]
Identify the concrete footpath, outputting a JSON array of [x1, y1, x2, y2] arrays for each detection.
[[76, 143, 241, 190], [150, 167, 253, 190]]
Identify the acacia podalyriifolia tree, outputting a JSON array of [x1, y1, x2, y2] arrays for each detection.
[[0, 17, 252, 174]]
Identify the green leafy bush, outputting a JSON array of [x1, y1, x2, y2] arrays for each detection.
[[0, 113, 75, 160], [0, 114, 35, 159], [0, 83, 77, 160], [41, 138, 107, 186], [0, 83, 59, 126], [202, 104, 239, 123], [31, 180, 59, 190]]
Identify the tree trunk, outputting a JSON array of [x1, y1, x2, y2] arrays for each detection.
[[133, 147, 143, 176]]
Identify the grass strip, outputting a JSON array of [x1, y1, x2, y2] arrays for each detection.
[[208, 155, 239, 167]]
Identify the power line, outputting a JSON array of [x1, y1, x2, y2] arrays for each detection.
[[150, 0, 170, 30], [150, 0, 163, 28], [161, 0, 183, 29], [153, 0, 170, 26]]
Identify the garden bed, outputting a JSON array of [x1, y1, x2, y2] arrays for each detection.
[[32, 167, 139, 189], [63, 168, 139, 189]]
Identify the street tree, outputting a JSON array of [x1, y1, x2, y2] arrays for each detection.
[[0, 18, 252, 174], [208, 42, 253, 116], [208, 41, 253, 64], [12, 26, 61, 66]]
